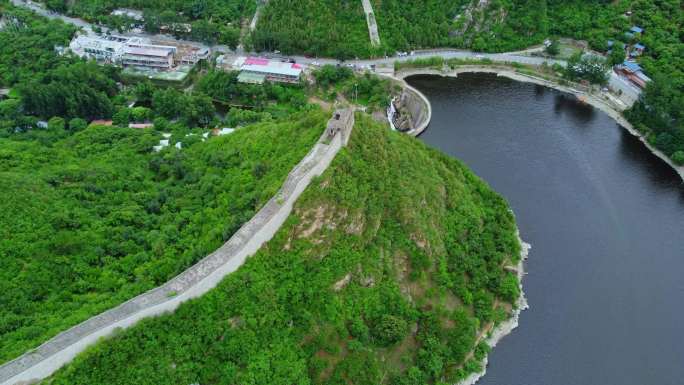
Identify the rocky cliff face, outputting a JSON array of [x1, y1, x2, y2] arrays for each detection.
[[391, 94, 414, 132], [390, 87, 429, 133]]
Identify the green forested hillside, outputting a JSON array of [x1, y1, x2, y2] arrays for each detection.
[[45, 114, 522, 385], [251, 0, 372, 59], [372, 0, 550, 53], [252, 0, 623, 56], [0, 110, 325, 363], [0, 3, 76, 86], [38, 0, 254, 46]]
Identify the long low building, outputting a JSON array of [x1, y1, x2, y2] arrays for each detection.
[[122, 43, 176, 69], [68, 34, 210, 71], [233, 57, 304, 84], [69, 34, 126, 63]]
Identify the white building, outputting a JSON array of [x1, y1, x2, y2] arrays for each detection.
[[69, 34, 127, 62], [68, 33, 214, 71], [233, 57, 304, 84], [180, 47, 211, 66], [111, 8, 144, 21], [69, 34, 181, 70], [122, 42, 176, 69]]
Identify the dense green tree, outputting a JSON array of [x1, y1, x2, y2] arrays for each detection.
[[546, 38, 560, 56], [564, 53, 609, 84], [372, 314, 408, 346], [672, 151, 684, 166], [67, 117, 87, 131], [608, 46, 626, 66], [52, 0, 255, 41]]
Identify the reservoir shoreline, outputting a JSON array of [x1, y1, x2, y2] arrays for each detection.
[[394, 67, 684, 182], [456, 233, 531, 385], [411, 72, 684, 385]]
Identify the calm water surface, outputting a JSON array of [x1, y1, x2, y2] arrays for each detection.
[[409, 73, 684, 385]]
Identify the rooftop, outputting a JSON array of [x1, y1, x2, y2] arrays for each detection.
[[129, 123, 154, 129], [237, 72, 266, 84], [89, 119, 113, 126], [630, 26, 644, 34], [635, 71, 651, 82], [111, 8, 144, 21], [124, 46, 174, 57], [70, 35, 127, 52], [622, 60, 643, 73], [235, 57, 304, 77]]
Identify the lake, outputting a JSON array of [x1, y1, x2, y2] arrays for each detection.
[[409, 73, 684, 385]]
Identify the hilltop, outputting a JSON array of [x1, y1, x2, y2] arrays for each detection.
[[45, 114, 522, 385]]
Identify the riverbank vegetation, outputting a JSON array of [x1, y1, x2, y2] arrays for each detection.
[[45, 114, 522, 385]]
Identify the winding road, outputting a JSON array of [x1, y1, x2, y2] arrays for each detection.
[[12, 0, 639, 105]]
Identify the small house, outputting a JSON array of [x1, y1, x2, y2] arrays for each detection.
[[617, 61, 651, 89], [631, 43, 646, 57], [621, 60, 642, 74], [630, 26, 644, 34], [129, 123, 154, 129], [89, 119, 113, 126]]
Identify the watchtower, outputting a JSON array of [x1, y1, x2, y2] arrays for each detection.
[[326, 109, 354, 146]]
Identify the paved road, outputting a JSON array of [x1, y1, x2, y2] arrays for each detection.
[[11, 0, 560, 66], [11, 0, 640, 105]]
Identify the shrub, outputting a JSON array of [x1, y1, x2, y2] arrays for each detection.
[[348, 317, 370, 342], [545, 38, 560, 56], [672, 151, 684, 166], [372, 315, 408, 346], [68, 118, 87, 132]]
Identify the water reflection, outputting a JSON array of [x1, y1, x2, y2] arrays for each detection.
[[617, 127, 682, 189], [553, 94, 595, 125]]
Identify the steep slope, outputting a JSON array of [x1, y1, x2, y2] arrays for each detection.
[[0, 111, 326, 364], [46, 114, 522, 385]]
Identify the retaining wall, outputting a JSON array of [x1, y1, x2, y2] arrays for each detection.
[[380, 74, 432, 137], [0, 113, 354, 385], [394, 66, 684, 181]]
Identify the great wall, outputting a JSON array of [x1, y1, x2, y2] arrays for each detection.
[[0, 110, 355, 385]]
